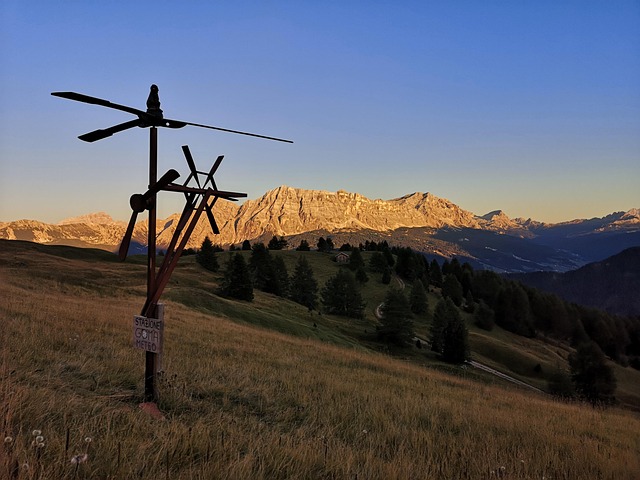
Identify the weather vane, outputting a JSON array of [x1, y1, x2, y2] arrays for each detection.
[[52, 85, 292, 402]]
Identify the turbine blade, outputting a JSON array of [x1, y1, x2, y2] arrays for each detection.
[[78, 119, 142, 142], [181, 146, 201, 188], [205, 204, 220, 234], [52, 91, 149, 118], [119, 211, 138, 261], [180, 120, 293, 143], [203, 155, 224, 189]]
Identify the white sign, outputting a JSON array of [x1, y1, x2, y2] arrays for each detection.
[[133, 315, 163, 353]]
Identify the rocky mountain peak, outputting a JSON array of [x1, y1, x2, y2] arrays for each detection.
[[59, 212, 124, 226]]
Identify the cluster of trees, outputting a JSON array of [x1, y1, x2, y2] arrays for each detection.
[[196, 236, 635, 398], [379, 251, 639, 371]]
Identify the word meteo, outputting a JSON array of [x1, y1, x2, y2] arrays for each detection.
[[132, 315, 163, 353]]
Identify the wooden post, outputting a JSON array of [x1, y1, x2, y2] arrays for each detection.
[[145, 126, 158, 402]]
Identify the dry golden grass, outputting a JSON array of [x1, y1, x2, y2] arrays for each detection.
[[2, 242, 640, 479]]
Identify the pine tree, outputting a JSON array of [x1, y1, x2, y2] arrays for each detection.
[[296, 239, 311, 251], [355, 266, 369, 284], [221, 253, 253, 301], [473, 300, 495, 331], [266, 236, 287, 250], [289, 256, 318, 310], [349, 247, 365, 271], [249, 243, 272, 291], [395, 247, 417, 280], [317, 237, 328, 252], [495, 282, 535, 337], [378, 288, 414, 345], [442, 274, 464, 306], [271, 255, 289, 297], [241, 240, 252, 251], [381, 266, 392, 285], [429, 259, 443, 287], [430, 298, 450, 353], [196, 236, 219, 272], [267, 236, 281, 250], [369, 251, 388, 273], [569, 342, 616, 405], [383, 247, 395, 268], [409, 279, 429, 316], [441, 306, 470, 364], [321, 269, 365, 319]]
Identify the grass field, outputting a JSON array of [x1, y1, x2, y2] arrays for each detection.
[[1, 240, 640, 479]]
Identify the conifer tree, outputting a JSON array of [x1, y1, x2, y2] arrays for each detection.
[[355, 266, 369, 284], [289, 256, 319, 310], [442, 274, 464, 306], [382, 265, 392, 285], [441, 306, 470, 364], [383, 247, 395, 268], [249, 243, 272, 291], [271, 255, 289, 297], [321, 269, 365, 319], [430, 297, 456, 353], [495, 283, 535, 337], [369, 251, 388, 273], [221, 253, 253, 301], [196, 236, 219, 272], [409, 279, 429, 316], [296, 239, 311, 251], [379, 288, 414, 345], [349, 247, 365, 271], [430, 298, 448, 353], [473, 300, 495, 331], [317, 237, 328, 252], [268, 236, 281, 250], [429, 259, 443, 287], [569, 341, 616, 405]]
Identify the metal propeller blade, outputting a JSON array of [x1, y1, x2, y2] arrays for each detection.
[[51, 91, 152, 119], [182, 121, 293, 143], [119, 210, 139, 261], [203, 156, 224, 189], [79, 119, 142, 142], [52, 88, 293, 143], [205, 202, 220, 234], [181, 145, 202, 188]]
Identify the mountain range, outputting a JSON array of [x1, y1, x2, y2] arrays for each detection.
[[1, 186, 638, 273]]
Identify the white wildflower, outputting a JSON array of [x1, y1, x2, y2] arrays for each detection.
[[71, 453, 89, 464]]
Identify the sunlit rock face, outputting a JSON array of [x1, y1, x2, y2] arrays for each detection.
[[1, 186, 638, 267]]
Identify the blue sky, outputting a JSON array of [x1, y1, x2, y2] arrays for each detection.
[[1, 1, 639, 224]]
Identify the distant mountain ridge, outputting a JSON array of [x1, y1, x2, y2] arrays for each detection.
[[1, 185, 638, 272]]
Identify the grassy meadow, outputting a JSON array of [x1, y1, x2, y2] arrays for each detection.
[[1, 239, 640, 479]]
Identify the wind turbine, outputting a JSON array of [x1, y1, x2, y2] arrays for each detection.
[[53, 85, 291, 401]]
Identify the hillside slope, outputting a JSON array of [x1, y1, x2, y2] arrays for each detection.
[[512, 247, 640, 317], [2, 240, 640, 478]]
